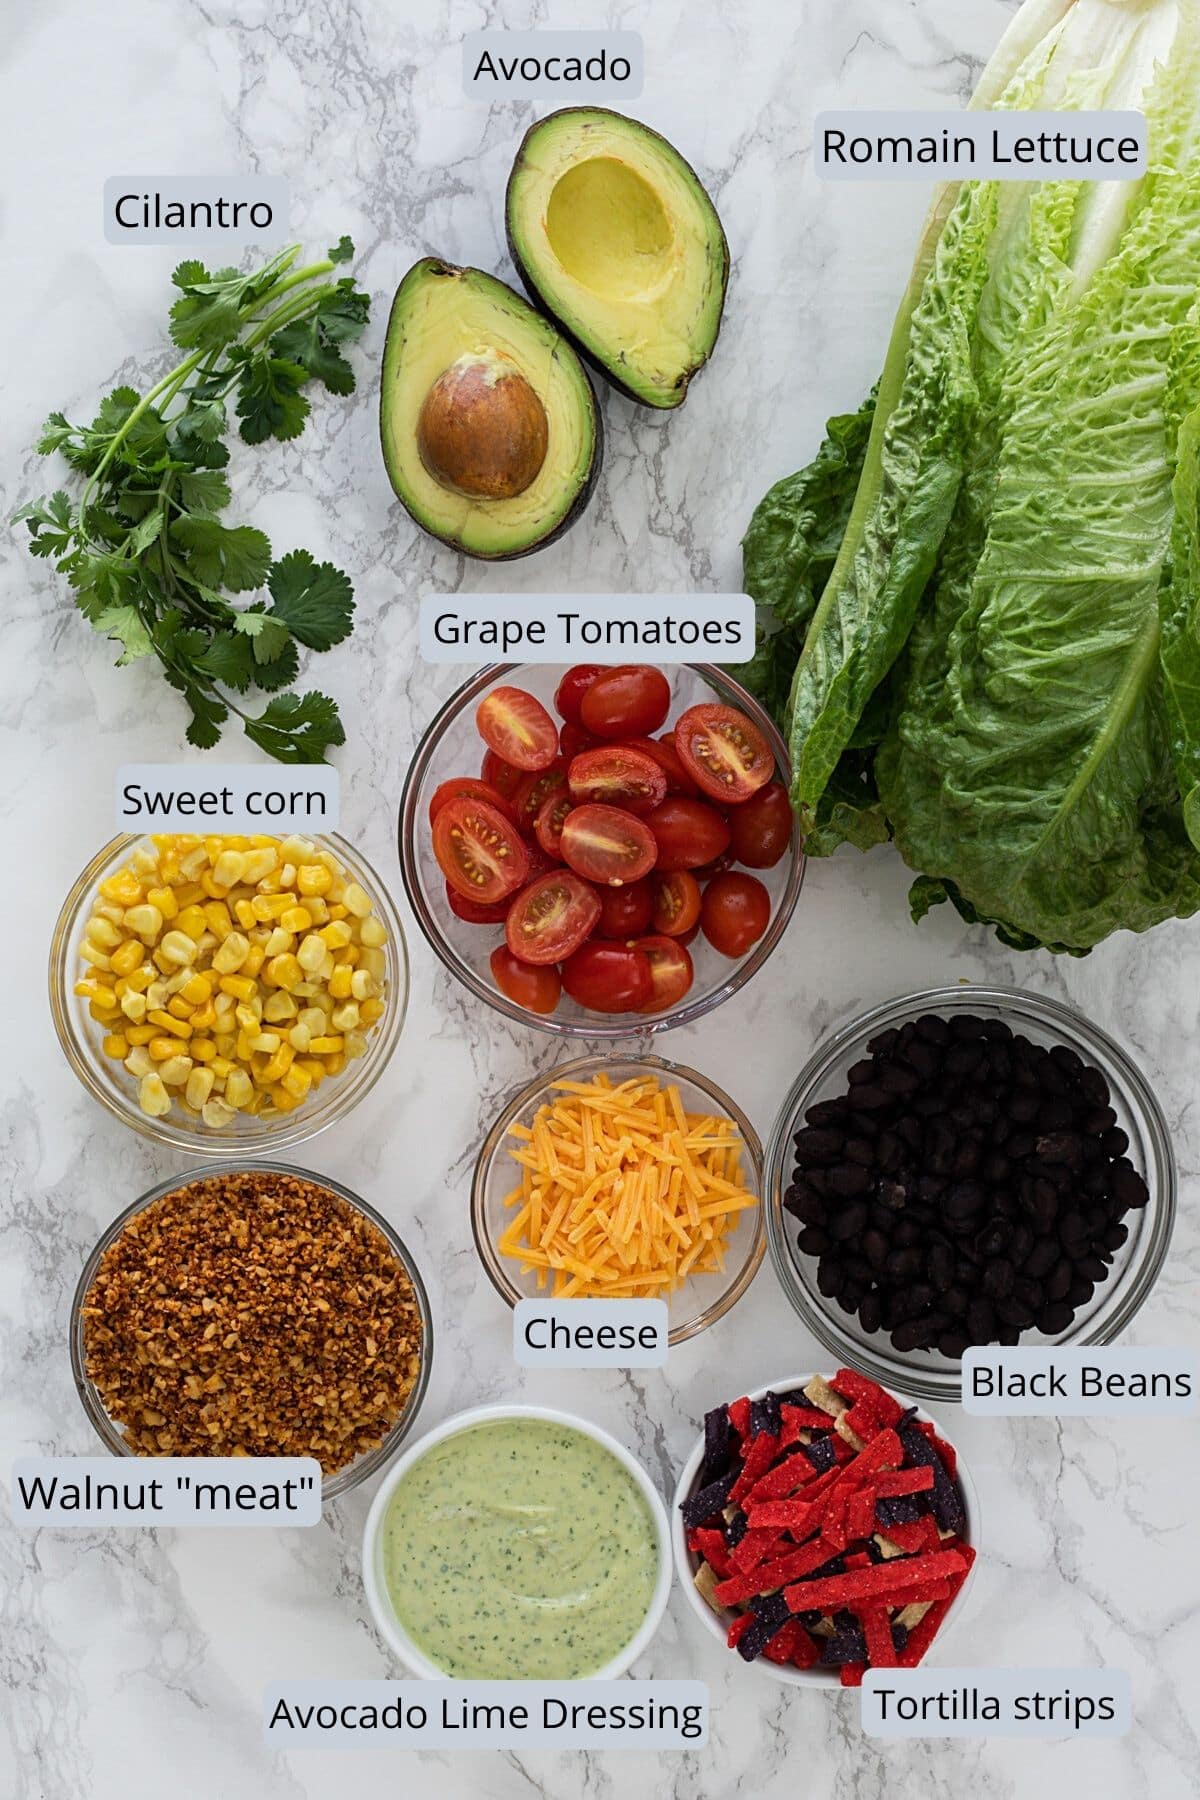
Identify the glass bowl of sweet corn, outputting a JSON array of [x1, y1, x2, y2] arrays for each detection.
[[49, 832, 409, 1154]]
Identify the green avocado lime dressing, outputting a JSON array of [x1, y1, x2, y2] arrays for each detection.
[[381, 1418, 659, 1678]]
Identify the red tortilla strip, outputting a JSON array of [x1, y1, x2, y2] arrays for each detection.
[[833, 1369, 904, 1426], [782, 1548, 966, 1612], [873, 1467, 935, 1499], [860, 1604, 899, 1668], [712, 1536, 839, 1606], [728, 1430, 780, 1505]]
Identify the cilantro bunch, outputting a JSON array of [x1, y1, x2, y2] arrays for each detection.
[[16, 240, 369, 763]]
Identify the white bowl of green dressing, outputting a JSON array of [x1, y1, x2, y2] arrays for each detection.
[[362, 1402, 673, 1680]]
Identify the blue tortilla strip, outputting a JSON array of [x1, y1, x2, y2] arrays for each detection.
[[819, 1620, 909, 1666], [737, 1592, 792, 1661], [724, 1509, 749, 1549], [875, 1494, 924, 1527], [751, 1392, 784, 1438], [802, 1434, 837, 1474], [680, 1468, 738, 1529], [897, 1422, 965, 1535], [701, 1406, 737, 1485]]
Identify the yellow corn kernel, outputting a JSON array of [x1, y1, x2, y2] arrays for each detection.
[[86, 915, 122, 950], [295, 933, 325, 975], [131, 846, 159, 875], [249, 1032, 281, 1054], [288, 1022, 312, 1053], [210, 1056, 234, 1080], [123, 963, 155, 993], [326, 904, 348, 922], [176, 971, 211, 1005], [214, 1033, 238, 1059], [237, 1030, 258, 1064], [234, 998, 262, 1028], [342, 882, 371, 918], [211, 931, 250, 975], [266, 1083, 297, 1114], [190, 1037, 216, 1063], [350, 969, 379, 1002], [143, 885, 178, 922], [328, 964, 353, 1001], [263, 990, 298, 1023], [320, 920, 352, 950], [303, 897, 330, 925], [166, 996, 193, 1022], [147, 1035, 180, 1061], [331, 1001, 360, 1032], [297, 1056, 326, 1086], [264, 926, 295, 956], [359, 915, 387, 948], [308, 1035, 344, 1055], [344, 1031, 369, 1060], [101, 870, 144, 907], [224, 1068, 254, 1109], [265, 953, 302, 991], [138, 1073, 171, 1117], [280, 1061, 312, 1101], [109, 939, 144, 977], [157, 929, 196, 967], [147, 1008, 191, 1040], [359, 998, 385, 1026], [335, 944, 360, 967], [233, 898, 257, 931], [189, 1002, 216, 1032], [203, 901, 233, 938], [218, 974, 257, 1002], [210, 849, 245, 888], [124, 1046, 154, 1078], [261, 1043, 295, 1083], [241, 943, 266, 977], [185, 1066, 216, 1110], [251, 893, 291, 921], [75, 979, 116, 1006], [122, 904, 163, 940], [171, 905, 204, 941], [241, 847, 279, 884], [158, 1054, 193, 1087], [125, 1023, 156, 1046], [295, 862, 333, 897], [279, 905, 312, 934], [324, 1052, 346, 1076], [201, 1097, 236, 1129], [102, 1032, 129, 1060]]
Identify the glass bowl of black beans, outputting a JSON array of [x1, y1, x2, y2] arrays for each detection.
[[765, 986, 1175, 1403]]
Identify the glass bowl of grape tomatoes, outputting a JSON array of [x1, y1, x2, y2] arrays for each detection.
[[398, 663, 805, 1036]]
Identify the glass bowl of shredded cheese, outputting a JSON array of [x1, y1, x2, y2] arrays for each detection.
[[471, 1054, 765, 1344]]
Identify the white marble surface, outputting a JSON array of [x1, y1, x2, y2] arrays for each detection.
[[2, 1, 1198, 1796]]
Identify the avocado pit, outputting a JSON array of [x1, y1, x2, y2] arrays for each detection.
[[417, 349, 549, 501]]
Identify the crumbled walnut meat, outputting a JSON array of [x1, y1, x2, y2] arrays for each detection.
[[82, 1170, 424, 1472]]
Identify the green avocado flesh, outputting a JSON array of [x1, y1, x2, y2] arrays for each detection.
[[380, 259, 600, 560], [506, 108, 729, 410]]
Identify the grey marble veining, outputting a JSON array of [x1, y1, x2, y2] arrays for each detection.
[[2, 1, 1198, 1796]]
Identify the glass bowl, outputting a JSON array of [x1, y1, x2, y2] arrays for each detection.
[[69, 1159, 433, 1501], [49, 832, 409, 1156], [671, 1374, 980, 1687], [398, 662, 804, 1037], [471, 1052, 765, 1343], [363, 1402, 672, 1677], [765, 986, 1176, 1404]]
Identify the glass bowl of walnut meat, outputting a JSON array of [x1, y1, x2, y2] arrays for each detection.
[[71, 1161, 431, 1498]]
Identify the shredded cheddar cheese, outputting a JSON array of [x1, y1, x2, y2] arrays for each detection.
[[496, 1072, 758, 1299]]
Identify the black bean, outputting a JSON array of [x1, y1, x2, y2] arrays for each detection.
[[849, 1084, 892, 1111], [1083, 1106, 1117, 1136], [843, 1136, 876, 1167], [1101, 1127, 1129, 1159], [829, 1202, 869, 1241], [949, 1013, 986, 1040], [787, 1186, 827, 1226], [982, 1019, 1014, 1044], [816, 1261, 841, 1298], [893, 1219, 921, 1248], [1059, 1210, 1088, 1249], [1076, 1253, 1108, 1283], [1037, 1300, 1074, 1334], [827, 1162, 872, 1198], [1036, 1132, 1083, 1170], [927, 1241, 954, 1290], [1067, 1277, 1095, 1309], [996, 1295, 1035, 1330], [1008, 1090, 1040, 1124], [1049, 1043, 1085, 1081], [1110, 1162, 1150, 1209], [890, 1320, 928, 1352], [942, 1285, 970, 1317], [863, 1229, 890, 1270], [915, 1013, 950, 1044], [896, 1115, 923, 1152], [847, 1058, 877, 1086], [944, 1181, 986, 1222], [848, 1111, 881, 1138], [1046, 1259, 1072, 1301], [1102, 1221, 1129, 1252], [938, 1328, 970, 1360], [966, 1297, 995, 1340], [982, 1258, 1014, 1299], [902, 1041, 941, 1081], [982, 1152, 1011, 1186], [866, 1028, 900, 1056], [858, 1292, 883, 1334], [794, 1127, 844, 1166], [1079, 1067, 1110, 1108], [886, 1247, 923, 1282], [805, 1099, 850, 1128], [796, 1225, 830, 1255], [1024, 1236, 1059, 1278], [880, 1062, 920, 1095]]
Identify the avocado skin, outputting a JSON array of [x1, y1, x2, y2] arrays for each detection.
[[379, 258, 603, 561], [505, 106, 731, 411]]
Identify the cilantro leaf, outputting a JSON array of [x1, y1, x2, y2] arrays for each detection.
[[249, 638, 300, 692], [234, 350, 310, 443], [244, 691, 344, 764], [313, 281, 371, 345], [271, 318, 355, 395], [94, 605, 154, 665], [233, 608, 293, 664], [266, 549, 354, 648], [178, 468, 232, 513], [184, 685, 229, 749], [194, 631, 256, 692], [171, 260, 211, 289], [169, 515, 272, 591], [328, 236, 354, 264]]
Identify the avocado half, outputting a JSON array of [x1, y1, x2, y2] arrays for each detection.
[[506, 108, 730, 410], [380, 259, 602, 560]]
